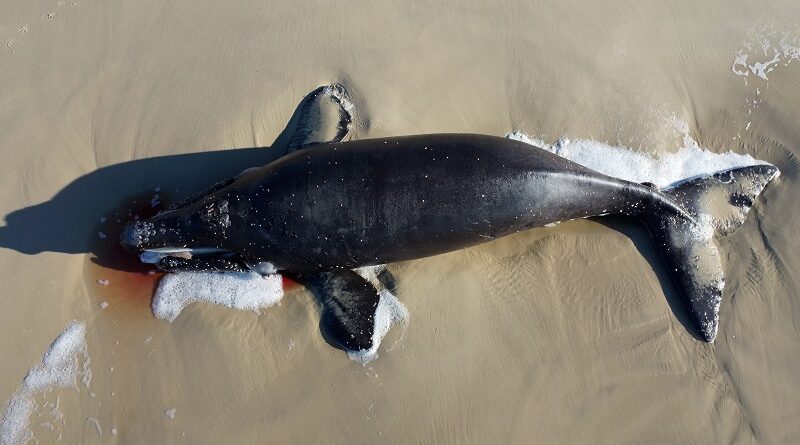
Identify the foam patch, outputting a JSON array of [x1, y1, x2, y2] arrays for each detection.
[[152, 272, 284, 322], [506, 131, 775, 187], [0, 321, 90, 445]]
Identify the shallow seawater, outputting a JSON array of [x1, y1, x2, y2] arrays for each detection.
[[1, 0, 799, 444]]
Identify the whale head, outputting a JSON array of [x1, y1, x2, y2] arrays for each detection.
[[119, 181, 248, 271]]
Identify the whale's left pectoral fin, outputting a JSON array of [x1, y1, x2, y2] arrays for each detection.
[[293, 269, 379, 352], [277, 84, 356, 154]]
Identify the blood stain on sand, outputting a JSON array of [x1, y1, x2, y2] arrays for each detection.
[[282, 275, 299, 291], [84, 190, 168, 312]]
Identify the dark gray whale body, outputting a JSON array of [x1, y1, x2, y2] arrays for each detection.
[[231, 134, 688, 272], [120, 87, 778, 353]]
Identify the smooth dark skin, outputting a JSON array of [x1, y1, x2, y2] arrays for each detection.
[[181, 134, 677, 271]]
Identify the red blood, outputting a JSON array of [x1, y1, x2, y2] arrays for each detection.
[[282, 275, 299, 291], [85, 191, 170, 309]]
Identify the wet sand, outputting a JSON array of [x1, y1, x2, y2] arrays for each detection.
[[1, 0, 799, 443]]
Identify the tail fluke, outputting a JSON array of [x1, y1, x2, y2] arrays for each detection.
[[642, 165, 779, 342]]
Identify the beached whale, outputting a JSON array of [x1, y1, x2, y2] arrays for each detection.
[[120, 85, 778, 352]]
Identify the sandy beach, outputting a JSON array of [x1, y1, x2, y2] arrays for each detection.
[[1, 0, 799, 443]]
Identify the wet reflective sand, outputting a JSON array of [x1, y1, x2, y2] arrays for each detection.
[[1, 0, 799, 443]]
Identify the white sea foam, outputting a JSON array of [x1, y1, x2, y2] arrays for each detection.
[[731, 24, 800, 81], [506, 130, 773, 188], [346, 266, 410, 365], [729, 24, 800, 132], [151, 265, 407, 363], [322, 84, 355, 113], [0, 321, 89, 445], [151, 272, 284, 322]]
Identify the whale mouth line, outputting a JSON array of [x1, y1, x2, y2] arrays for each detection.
[[140, 247, 233, 264]]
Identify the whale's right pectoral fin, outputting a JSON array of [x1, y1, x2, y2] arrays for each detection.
[[276, 84, 356, 154], [292, 269, 379, 352]]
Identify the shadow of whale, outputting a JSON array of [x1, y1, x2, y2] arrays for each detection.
[[0, 146, 282, 261], [0, 83, 339, 268]]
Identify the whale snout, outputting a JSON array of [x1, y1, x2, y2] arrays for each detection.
[[119, 220, 156, 252], [119, 214, 188, 252], [119, 207, 228, 255], [119, 209, 241, 272]]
